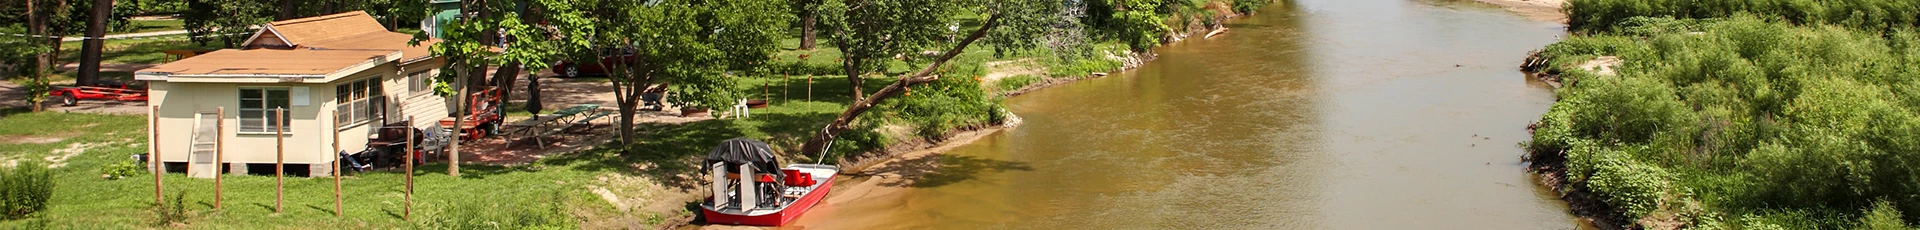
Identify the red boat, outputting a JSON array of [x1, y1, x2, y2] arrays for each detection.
[[700, 138, 839, 226]]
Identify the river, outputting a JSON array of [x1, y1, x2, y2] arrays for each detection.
[[786, 0, 1577, 229]]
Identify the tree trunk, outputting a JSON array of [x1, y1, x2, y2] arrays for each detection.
[[448, 62, 468, 177], [322, 0, 337, 15], [49, 35, 65, 73], [801, 14, 1003, 156], [799, 7, 816, 50], [277, 0, 297, 20], [493, 62, 521, 111], [604, 43, 651, 148], [77, 0, 114, 87], [836, 44, 863, 102], [27, 0, 45, 112]]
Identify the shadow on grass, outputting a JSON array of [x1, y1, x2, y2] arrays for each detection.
[[403, 163, 537, 180], [866, 154, 1031, 188], [305, 204, 334, 215], [0, 107, 32, 118], [538, 119, 746, 190], [748, 112, 838, 152], [767, 75, 898, 105]]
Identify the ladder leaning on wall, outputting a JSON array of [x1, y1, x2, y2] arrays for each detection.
[[187, 111, 220, 178]]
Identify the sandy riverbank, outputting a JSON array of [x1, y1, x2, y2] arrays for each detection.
[[1468, 0, 1567, 23]]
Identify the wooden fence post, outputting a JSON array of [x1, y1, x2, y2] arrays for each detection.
[[275, 107, 284, 214], [332, 109, 343, 217], [405, 115, 415, 221], [784, 74, 790, 104], [807, 75, 813, 102], [215, 107, 224, 209], [150, 105, 162, 205]]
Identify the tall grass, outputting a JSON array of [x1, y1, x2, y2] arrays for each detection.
[[1567, 0, 1920, 33], [1529, 16, 1920, 228]]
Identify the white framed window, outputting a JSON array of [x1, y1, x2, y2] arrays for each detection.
[[408, 71, 432, 94], [335, 77, 386, 128], [239, 88, 292, 133]]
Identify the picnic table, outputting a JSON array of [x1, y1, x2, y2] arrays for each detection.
[[502, 104, 612, 148]]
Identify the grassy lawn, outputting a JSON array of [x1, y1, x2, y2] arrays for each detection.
[[59, 37, 225, 65], [124, 20, 186, 34], [64, 20, 186, 37], [0, 112, 619, 229], [0, 75, 892, 229]]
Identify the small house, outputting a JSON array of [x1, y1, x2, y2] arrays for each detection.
[[136, 11, 449, 178]]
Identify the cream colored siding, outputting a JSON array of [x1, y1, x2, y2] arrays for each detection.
[[150, 81, 336, 165], [388, 69, 449, 128], [148, 61, 445, 169]]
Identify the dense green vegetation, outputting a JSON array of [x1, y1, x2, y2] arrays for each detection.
[[0, 162, 53, 220], [1566, 0, 1920, 33], [1528, 15, 1920, 229]]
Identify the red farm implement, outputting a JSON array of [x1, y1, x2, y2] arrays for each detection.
[[439, 87, 503, 141], [47, 82, 148, 106]]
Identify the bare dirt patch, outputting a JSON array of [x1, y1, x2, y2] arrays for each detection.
[[40, 142, 102, 168], [0, 132, 77, 144], [982, 58, 1043, 83], [1578, 56, 1622, 76]]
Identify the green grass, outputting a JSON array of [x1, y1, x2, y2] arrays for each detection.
[[64, 20, 186, 37], [59, 37, 224, 65], [123, 20, 185, 34], [0, 112, 616, 229], [992, 74, 1043, 91]]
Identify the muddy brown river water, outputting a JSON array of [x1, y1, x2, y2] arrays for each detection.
[[780, 0, 1580, 229]]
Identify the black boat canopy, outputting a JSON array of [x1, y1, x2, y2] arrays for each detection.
[[704, 138, 783, 177]]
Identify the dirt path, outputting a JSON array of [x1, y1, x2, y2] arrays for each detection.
[[1467, 0, 1567, 23]]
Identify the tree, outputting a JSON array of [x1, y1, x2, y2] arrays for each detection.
[[422, 0, 595, 176], [590, 0, 790, 147], [792, 0, 818, 50], [76, 0, 113, 87], [18, 0, 70, 112], [799, 0, 1063, 156], [183, 0, 268, 47]]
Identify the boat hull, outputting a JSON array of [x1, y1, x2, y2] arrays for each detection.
[[702, 167, 837, 226]]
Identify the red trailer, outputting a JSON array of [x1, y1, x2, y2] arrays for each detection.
[[47, 84, 148, 106]]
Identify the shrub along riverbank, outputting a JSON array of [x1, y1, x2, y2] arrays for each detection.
[[1525, 14, 1920, 229]]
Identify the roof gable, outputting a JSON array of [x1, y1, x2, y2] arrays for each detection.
[[243, 11, 389, 48]]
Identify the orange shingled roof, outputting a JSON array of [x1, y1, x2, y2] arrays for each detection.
[[265, 11, 390, 46], [303, 31, 441, 63], [140, 49, 397, 76]]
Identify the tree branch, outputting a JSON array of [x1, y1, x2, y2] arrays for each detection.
[[801, 12, 1005, 156]]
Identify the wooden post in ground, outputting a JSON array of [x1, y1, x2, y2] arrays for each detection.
[[275, 107, 285, 214], [149, 105, 162, 205], [784, 74, 790, 104], [404, 115, 414, 221], [215, 107, 224, 209], [331, 109, 342, 217], [807, 75, 814, 102]]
